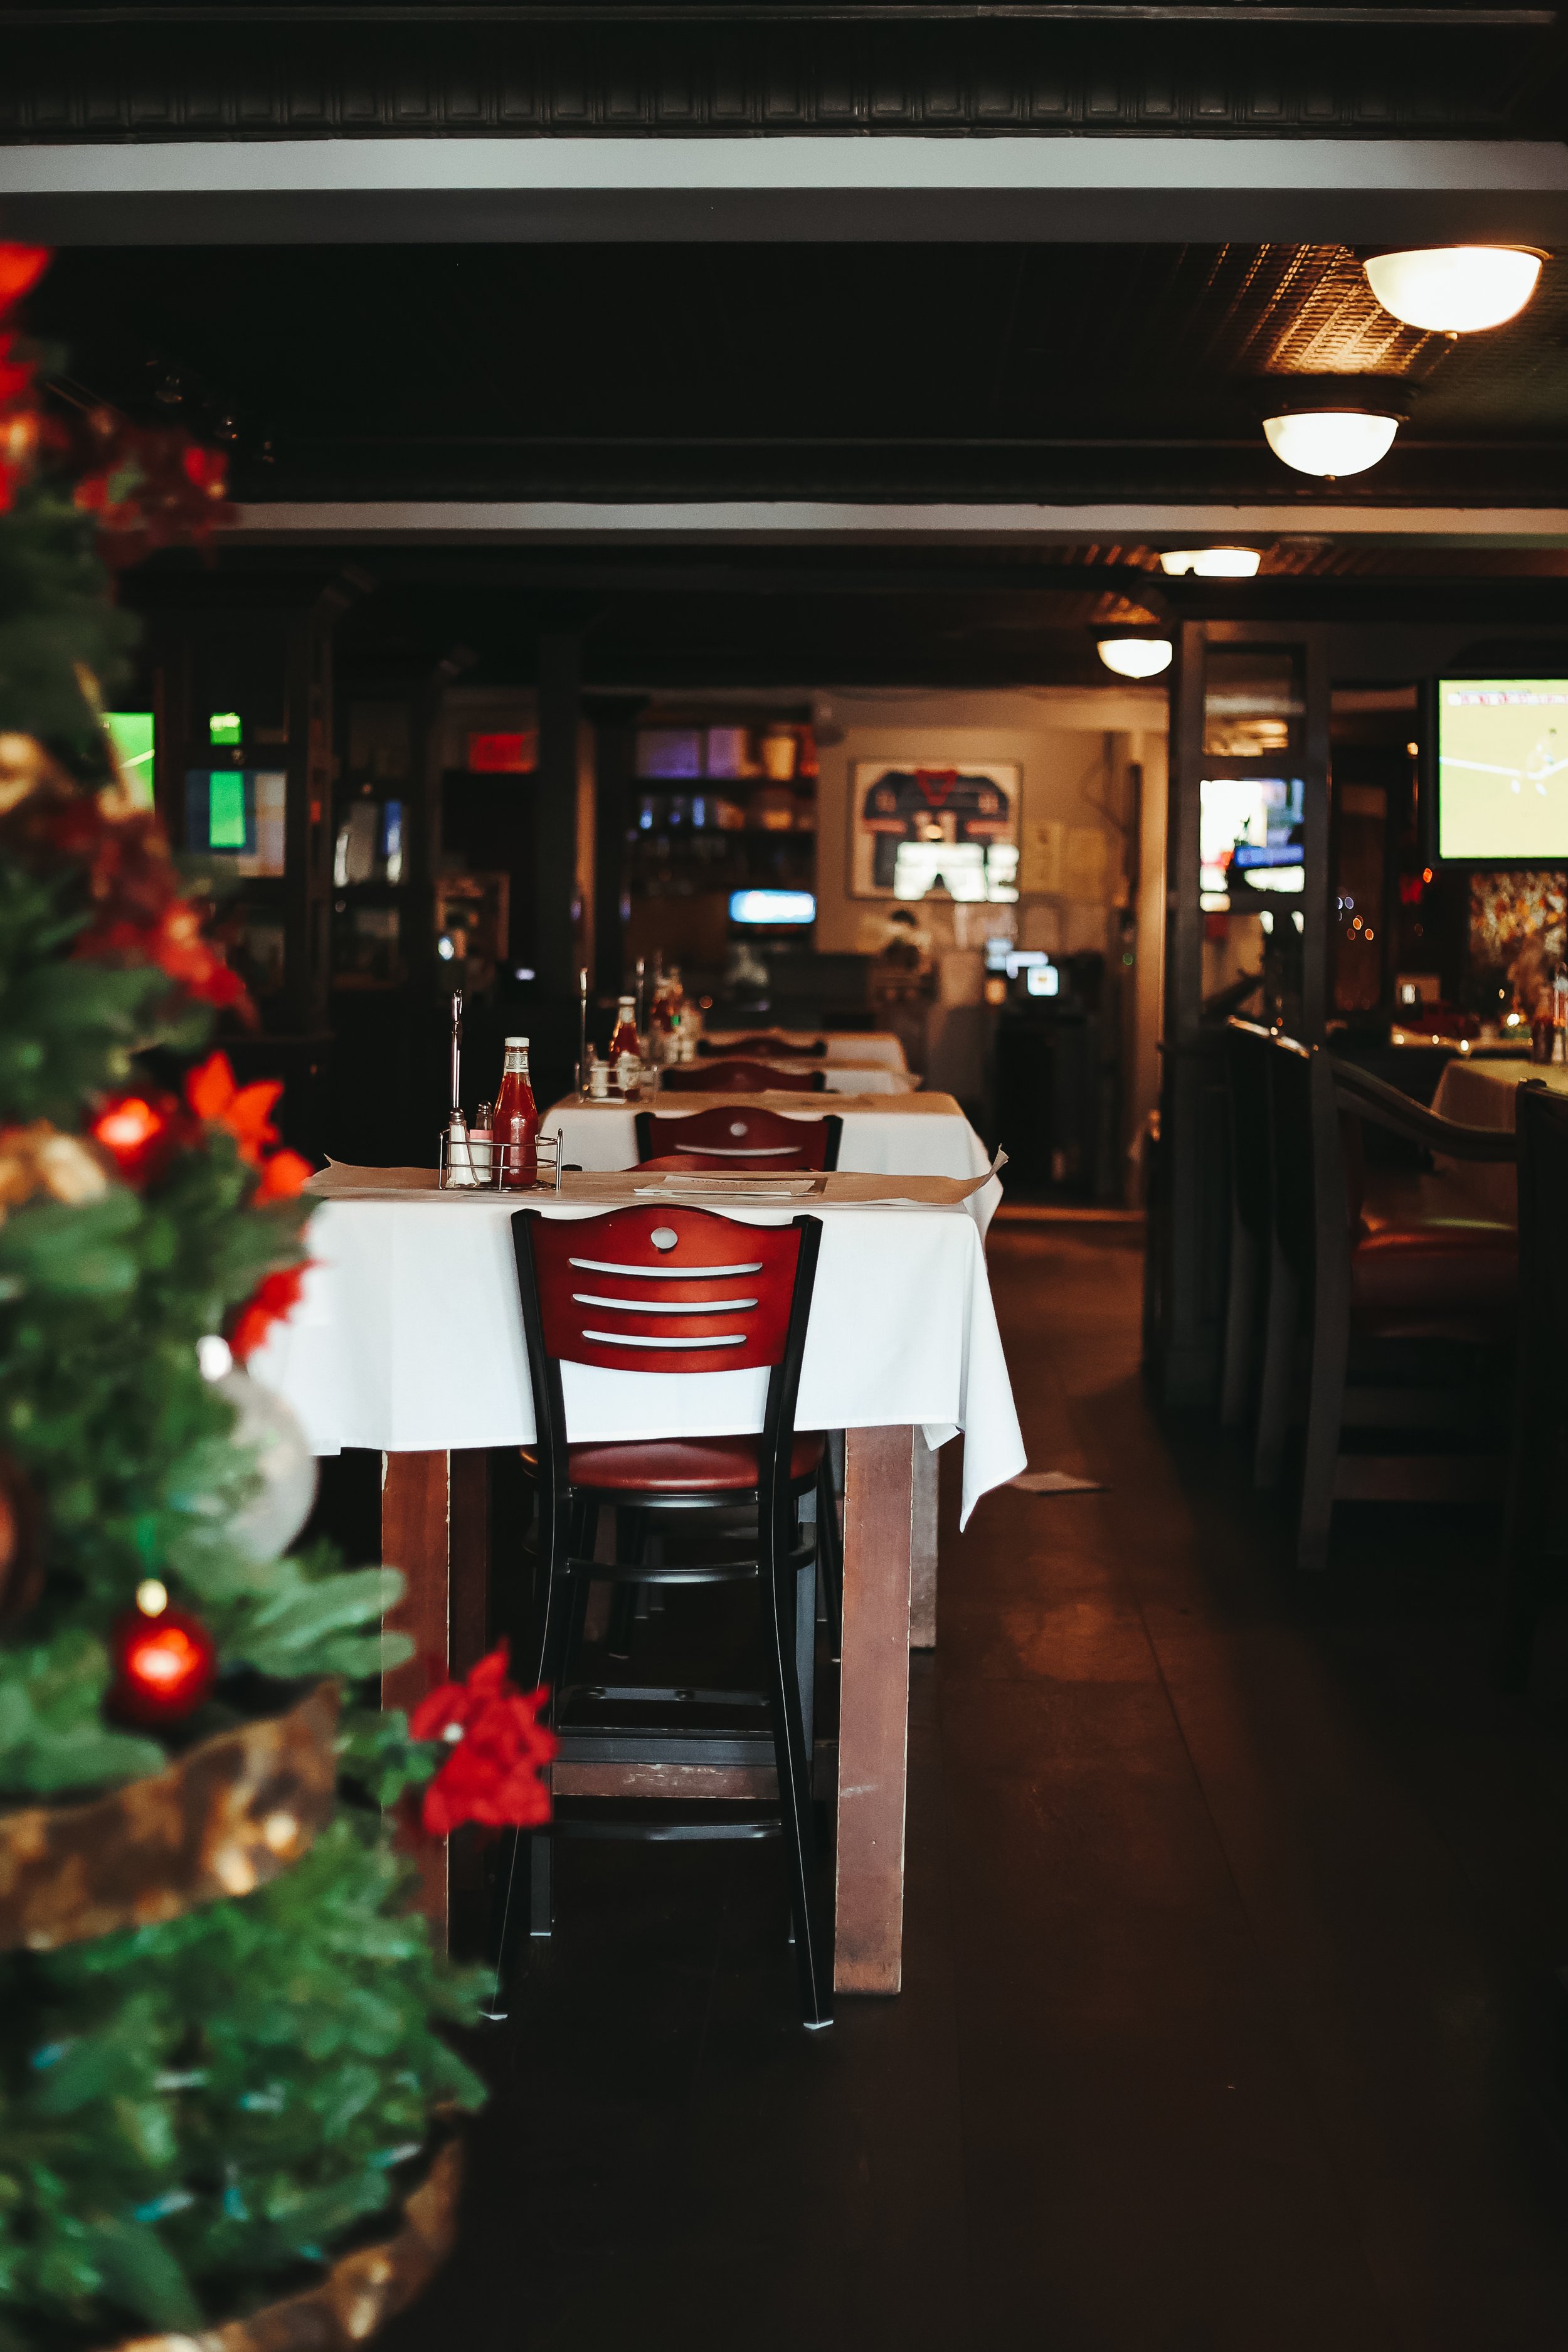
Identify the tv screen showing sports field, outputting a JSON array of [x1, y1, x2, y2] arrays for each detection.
[[1438, 679, 1568, 859]]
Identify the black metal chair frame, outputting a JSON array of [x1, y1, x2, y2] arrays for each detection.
[[495, 1205, 835, 2030], [1254, 1039, 1517, 1571]]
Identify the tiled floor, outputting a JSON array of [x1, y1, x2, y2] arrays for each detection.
[[391, 1224, 1568, 2352]]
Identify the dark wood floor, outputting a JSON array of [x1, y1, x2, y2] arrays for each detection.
[[391, 1224, 1568, 2352]]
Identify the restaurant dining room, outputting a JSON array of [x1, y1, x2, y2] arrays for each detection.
[[13, 14, 1568, 2346]]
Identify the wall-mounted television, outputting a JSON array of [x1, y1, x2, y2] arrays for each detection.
[[1438, 678, 1568, 861], [729, 889, 815, 927]]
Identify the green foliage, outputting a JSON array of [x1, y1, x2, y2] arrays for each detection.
[[0, 857, 167, 1128], [0, 482, 134, 777], [0, 475, 487, 2349], [0, 1821, 485, 2342]]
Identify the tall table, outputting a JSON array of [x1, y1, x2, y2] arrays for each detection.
[[1429, 1053, 1540, 1222], [252, 1175, 1024, 1994]]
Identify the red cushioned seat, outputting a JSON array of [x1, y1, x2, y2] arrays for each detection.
[[1351, 1196, 1517, 1340], [564, 1429, 824, 1493]]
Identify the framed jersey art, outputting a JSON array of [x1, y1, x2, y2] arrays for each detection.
[[850, 760, 1021, 901]]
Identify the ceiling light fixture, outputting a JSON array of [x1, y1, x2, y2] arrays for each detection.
[[1160, 548, 1262, 579], [1363, 246, 1544, 334], [1097, 638, 1173, 680], [1260, 377, 1412, 481]]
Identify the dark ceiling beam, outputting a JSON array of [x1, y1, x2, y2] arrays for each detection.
[[6, 136, 1568, 246]]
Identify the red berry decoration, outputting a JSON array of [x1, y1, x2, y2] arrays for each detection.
[[109, 1584, 216, 1725]]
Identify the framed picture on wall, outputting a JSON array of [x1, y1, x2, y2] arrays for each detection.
[[849, 759, 1021, 901]]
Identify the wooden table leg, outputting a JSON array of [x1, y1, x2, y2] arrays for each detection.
[[909, 1436, 940, 1651], [834, 1424, 914, 1995], [380, 1449, 490, 1944]]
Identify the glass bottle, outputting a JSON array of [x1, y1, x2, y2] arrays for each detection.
[[495, 1039, 538, 1189], [471, 1099, 494, 1184], [608, 995, 641, 1095]]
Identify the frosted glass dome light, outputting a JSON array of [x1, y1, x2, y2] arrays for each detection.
[[1159, 548, 1262, 579], [1262, 406, 1401, 479], [1097, 638, 1173, 679], [1364, 246, 1543, 334]]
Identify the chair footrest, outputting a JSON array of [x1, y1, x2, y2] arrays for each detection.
[[568, 1555, 760, 1583], [553, 1816, 780, 1843], [557, 1727, 777, 1767], [579, 1685, 769, 1708], [1332, 1453, 1502, 1502]]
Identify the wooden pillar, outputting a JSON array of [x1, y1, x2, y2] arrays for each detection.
[[379, 1449, 490, 1940], [835, 1424, 915, 1994]]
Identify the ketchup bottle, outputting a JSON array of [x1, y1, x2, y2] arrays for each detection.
[[608, 994, 641, 1095], [495, 1036, 538, 1189]]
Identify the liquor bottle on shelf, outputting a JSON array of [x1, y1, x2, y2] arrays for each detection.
[[495, 1039, 539, 1189], [608, 995, 642, 1096]]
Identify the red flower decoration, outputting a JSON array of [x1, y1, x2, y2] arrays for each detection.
[[90, 1089, 195, 1187], [253, 1147, 312, 1204], [186, 1053, 281, 1165], [228, 1263, 310, 1364], [0, 246, 50, 319], [410, 1643, 557, 1837]]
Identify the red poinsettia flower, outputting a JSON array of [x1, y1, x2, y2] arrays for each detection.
[[0, 245, 50, 319], [186, 1052, 282, 1163], [253, 1148, 312, 1204], [228, 1263, 310, 1363], [410, 1643, 557, 1836], [90, 1089, 197, 1187]]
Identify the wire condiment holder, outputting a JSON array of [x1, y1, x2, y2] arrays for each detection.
[[440, 1127, 564, 1194]]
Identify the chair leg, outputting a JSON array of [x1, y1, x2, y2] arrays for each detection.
[[1253, 1243, 1298, 1491], [815, 1452, 842, 1663], [1297, 1290, 1348, 1574], [486, 1493, 580, 2010], [1496, 1396, 1555, 1692], [760, 1498, 833, 2030], [1219, 1221, 1259, 1431]]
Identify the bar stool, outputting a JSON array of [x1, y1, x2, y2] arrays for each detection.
[[660, 1059, 827, 1094], [495, 1202, 834, 2029]]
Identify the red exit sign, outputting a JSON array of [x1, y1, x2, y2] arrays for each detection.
[[468, 730, 537, 774]]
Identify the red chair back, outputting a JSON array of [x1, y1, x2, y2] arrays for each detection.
[[659, 1059, 827, 1094], [699, 1033, 825, 1059], [634, 1106, 841, 1171], [517, 1204, 810, 1375]]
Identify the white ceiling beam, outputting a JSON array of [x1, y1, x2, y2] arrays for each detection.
[[227, 499, 1568, 548], [4, 135, 1568, 244]]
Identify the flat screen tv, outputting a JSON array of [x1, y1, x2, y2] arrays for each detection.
[[1438, 678, 1568, 860]]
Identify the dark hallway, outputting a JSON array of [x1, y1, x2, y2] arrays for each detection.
[[393, 1222, 1568, 2352]]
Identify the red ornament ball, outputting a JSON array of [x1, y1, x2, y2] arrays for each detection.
[[110, 1593, 216, 1725]]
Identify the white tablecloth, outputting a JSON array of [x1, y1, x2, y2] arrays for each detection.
[[1429, 1054, 1540, 1222], [252, 1195, 1024, 1527], [541, 1091, 999, 1229], [704, 1029, 908, 1073]]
